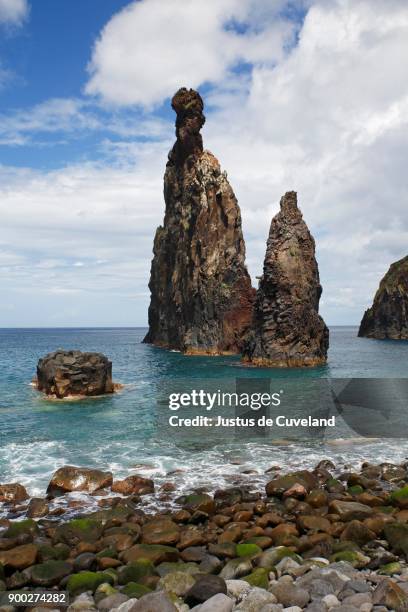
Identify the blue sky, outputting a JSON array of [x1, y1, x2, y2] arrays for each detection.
[[0, 0, 407, 327]]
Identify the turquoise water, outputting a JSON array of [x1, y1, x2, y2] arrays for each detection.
[[1, 326, 408, 504]]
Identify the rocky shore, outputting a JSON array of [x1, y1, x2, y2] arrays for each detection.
[[1, 460, 408, 611]]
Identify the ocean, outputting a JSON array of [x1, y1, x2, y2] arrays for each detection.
[[1, 326, 408, 506]]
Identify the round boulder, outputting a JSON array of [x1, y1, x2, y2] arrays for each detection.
[[36, 350, 115, 398]]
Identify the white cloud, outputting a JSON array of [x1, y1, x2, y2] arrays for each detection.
[[0, 0, 28, 25], [85, 0, 298, 106], [1, 0, 408, 326]]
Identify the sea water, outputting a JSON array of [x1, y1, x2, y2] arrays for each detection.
[[0, 326, 407, 501]]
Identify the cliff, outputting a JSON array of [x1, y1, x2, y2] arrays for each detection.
[[358, 255, 408, 339], [144, 88, 255, 354], [243, 191, 329, 367]]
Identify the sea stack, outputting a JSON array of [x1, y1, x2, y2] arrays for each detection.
[[144, 88, 254, 354], [243, 191, 329, 367], [358, 255, 408, 339]]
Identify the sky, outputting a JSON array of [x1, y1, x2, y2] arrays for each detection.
[[0, 0, 407, 327]]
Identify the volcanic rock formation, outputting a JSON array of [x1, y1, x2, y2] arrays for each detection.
[[359, 255, 408, 339], [36, 350, 115, 398], [243, 191, 329, 367], [144, 88, 254, 354]]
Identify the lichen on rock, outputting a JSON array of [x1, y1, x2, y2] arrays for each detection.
[[243, 191, 329, 367], [358, 255, 408, 339], [144, 87, 255, 355]]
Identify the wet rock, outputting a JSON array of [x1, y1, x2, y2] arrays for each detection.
[[97, 594, 129, 611], [185, 574, 227, 606], [36, 350, 115, 398], [54, 518, 103, 545], [73, 552, 97, 571], [329, 500, 373, 521], [266, 471, 318, 497], [384, 522, 408, 558], [47, 466, 113, 497], [182, 493, 215, 515], [66, 571, 114, 596], [340, 520, 376, 545], [0, 483, 28, 504], [243, 191, 328, 367], [220, 557, 253, 580], [359, 255, 408, 339], [111, 475, 154, 496], [30, 559, 72, 586], [141, 518, 180, 546], [0, 543, 37, 569], [120, 543, 179, 565], [235, 588, 278, 611], [26, 497, 49, 518], [144, 87, 254, 355]]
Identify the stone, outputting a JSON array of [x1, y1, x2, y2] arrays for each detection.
[[391, 485, 408, 509], [384, 522, 408, 558], [373, 578, 408, 610], [141, 518, 180, 546], [97, 594, 129, 611], [196, 593, 234, 612], [121, 583, 152, 598], [144, 87, 255, 355], [0, 483, 28, 504], [340, 520, 376, 545], [111, 475, 154, 496], [67, 592, 97, 611], [242, 191, 328, 367], [54, 518, 103, 544], [328, 500, 373, 521], [74, 552, 97, 571], [235, 588, 278, 611], [36, 350, 115, 398], [117, 591, 177, 611], [226, 579, 252, 602], [182, 493, 215, 515], [220, 557, 253, 580], [27, 497, 49, 518], [120, 543, 179, 565], [185, 574, 227, 606], [66, 571, 114, 596], [359, 255, 408, 339], [0, 543, 37, 569], [266, 470, 318, 497], [30, 560, 72, 586], [159, 570, 195, 597], [117, 560, 156, 585], [270, 583, 310, 608], [47, 466, 113, 496]]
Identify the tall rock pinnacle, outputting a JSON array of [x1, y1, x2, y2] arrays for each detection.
[[243, 191, 329, 367], [144, 88, 255, 354], [358, 255, 408, 339]]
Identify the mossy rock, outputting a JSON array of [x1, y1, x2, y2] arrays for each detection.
[[384, 522, 408, 557], [236, 543, 262, 558], [96, 547, 117, 559], [377, 505, 395, 515], [390, 486, 408, 508], [243, 537, 272, 550], [326, 478, 345, 493], [94, 582, 118, 603], [329, 550, 370, 568], [55, 518, 103, 545], [256, 546, 301, 568], [30, 560, 72, 587], [243, 567, 269, 589], [4, 519, 39, 538], [379, 561, 402, 575], [121, 543, 179, 565], [88, 505, 132, 523], [348, 485, 364, 495], [38, 543, 70, 562], [332, 540, 361, 553], [182, 493, 215, 515], [67, 571, 114, 596], [156, 561, 199, 577], [118, 560, 156, 585], [122, 582, 152, 598]]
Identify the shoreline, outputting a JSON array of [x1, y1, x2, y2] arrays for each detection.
[[1, 460, 408, 610]]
